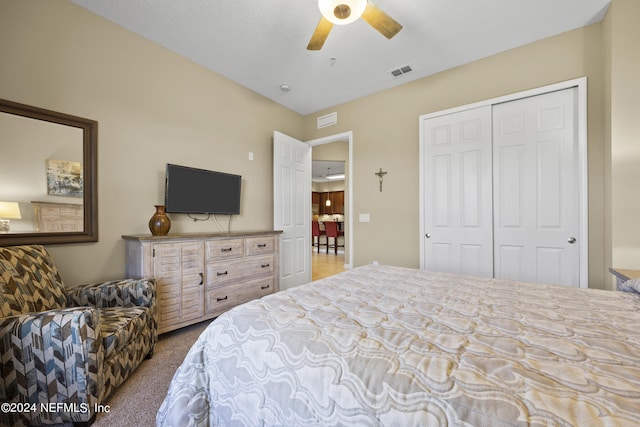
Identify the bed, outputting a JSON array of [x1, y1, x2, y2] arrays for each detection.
[[157, 264, 640, 426]]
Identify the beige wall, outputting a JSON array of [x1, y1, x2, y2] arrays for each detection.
[[303, 23, 610, 287], [605, 0, 640, 273], [0, 1, 304, 285], [3, 1, 637, 290]]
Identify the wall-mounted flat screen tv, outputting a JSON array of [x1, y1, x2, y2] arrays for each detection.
[[165, 163, 241, 215]]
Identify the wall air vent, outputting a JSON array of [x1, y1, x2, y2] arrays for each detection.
[[390, 64, 413, 78], [317, 112, 338, 129]]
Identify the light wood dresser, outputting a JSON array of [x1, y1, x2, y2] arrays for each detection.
[[123, 231, 282, 334], [32, 201, 83, 232]]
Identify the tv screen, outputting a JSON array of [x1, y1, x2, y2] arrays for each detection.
[[165, 164, 241, 215]]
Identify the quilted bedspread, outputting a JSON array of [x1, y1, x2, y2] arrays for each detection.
[[157, 265, 640, 426]]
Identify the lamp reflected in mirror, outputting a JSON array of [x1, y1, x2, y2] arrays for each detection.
[[0, 201, 21, 233]]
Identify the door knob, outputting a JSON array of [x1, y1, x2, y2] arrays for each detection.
[[568, 237, 576, 244], [425, 233, 431, 238]]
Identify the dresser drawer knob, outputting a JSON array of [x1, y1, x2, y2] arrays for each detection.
[[221, 247, 233, 252], [216, 296, 228, 302], [261, 284, 270, 290], [257, 243, 267, 248], [217, 271, 228, 277], [261, 263, 270, 268]]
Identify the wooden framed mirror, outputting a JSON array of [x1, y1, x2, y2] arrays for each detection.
[[0, 98, 98, 246]]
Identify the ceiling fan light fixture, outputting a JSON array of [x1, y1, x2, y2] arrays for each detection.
[[318, 0, 367, 25]]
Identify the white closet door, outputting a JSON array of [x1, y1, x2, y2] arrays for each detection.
[[423, 106, 493, 277], [493, 88, 579, 286]]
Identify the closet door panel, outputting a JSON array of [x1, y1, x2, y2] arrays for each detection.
[[423, 106, 493, 277], [497, 145, 524, 228], [460, 150, 482, 228], [432, 154, 452, 228], [537, 140, 562, 228], [493, 88, 579, 286], [433, 243, 453, 273], [498, 245, 524, 281], [537, 247, 563, 285], [460, 244, 484, 276]]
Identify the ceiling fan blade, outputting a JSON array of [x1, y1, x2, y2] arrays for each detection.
[[307, 17, 333, 50], [361, 2, 403, 39]]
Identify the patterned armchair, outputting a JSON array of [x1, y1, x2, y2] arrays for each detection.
[[0, 245, 157, 426]]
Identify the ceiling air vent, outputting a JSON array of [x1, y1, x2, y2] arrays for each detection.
[[390, 64, 413, 78], [317, 112, 337, 129]]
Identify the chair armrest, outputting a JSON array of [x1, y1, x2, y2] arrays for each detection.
[[66, 278, 156, 309], [0, 308, 102, 425], [67, 279, 158, 358]]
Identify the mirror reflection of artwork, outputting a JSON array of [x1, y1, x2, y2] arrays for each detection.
[[46, 159, 83, 197], [0, 98, 98, 245]]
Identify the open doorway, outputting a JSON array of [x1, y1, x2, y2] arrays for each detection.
[[312, 159, 346, 280], [308, 132, 353, 281]]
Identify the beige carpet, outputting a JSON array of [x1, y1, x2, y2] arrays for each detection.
[[92, 320, 211, 427]]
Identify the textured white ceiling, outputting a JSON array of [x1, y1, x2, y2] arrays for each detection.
[[70, 0, 610, 115], [313, 160, 346, 182]]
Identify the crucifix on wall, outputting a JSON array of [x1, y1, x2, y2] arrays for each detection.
[[374, 168, 387, 192]]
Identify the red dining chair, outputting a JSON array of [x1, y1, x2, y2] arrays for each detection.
[[324, 221, 344, 255], [312, 220, 327, 253]]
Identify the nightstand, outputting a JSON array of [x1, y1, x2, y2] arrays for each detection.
[[609, 268, 640, 290]]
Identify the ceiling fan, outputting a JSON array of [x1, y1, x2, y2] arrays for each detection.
[[307, 0, 403, 50]]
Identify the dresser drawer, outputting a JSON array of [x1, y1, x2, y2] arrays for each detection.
[[205, 276, 275, 315], [205, 282, 246, 314], [245, 236, 275, 256], [207, 254, 275, 287], [206, 238, 244, 261]]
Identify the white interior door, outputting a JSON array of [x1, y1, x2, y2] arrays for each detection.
[[273, 131, 311, 290], [421, 85, 584, 287], [423, 106, 494, 277], [493, 88, 579, 286]]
